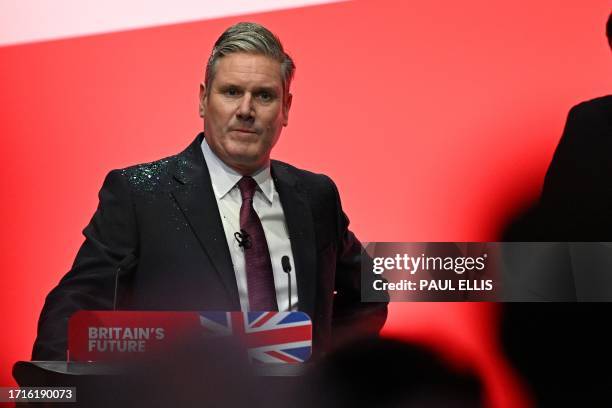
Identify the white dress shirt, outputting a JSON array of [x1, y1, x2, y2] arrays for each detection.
[[201, 137, 298, 311]]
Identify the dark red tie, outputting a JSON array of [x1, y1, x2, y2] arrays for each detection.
[[238, 176, 278, 311]]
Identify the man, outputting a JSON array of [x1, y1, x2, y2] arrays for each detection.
[[499, 14, 612, 405], [538, 12, 612, 241], [502, 13, 612, 303], [33, 22, 387, 361]]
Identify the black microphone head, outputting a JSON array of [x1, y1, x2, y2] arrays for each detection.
[[234, 230, 252, 249], [281, 256, 291, 273]]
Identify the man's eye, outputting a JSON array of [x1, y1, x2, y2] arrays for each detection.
[[257, 92, 273, 101], [225, 88, 240, 96]]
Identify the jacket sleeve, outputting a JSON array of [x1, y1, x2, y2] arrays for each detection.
[[32, 170, 139, 360], [539, 101, 612, 240], [328, 178, 388, 348], [541, 104, 590, 210]]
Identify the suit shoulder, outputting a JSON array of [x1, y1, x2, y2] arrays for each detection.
[[272, 160, 337, 191], [569, 95, 612, 119], [111, 153, 179, 193]]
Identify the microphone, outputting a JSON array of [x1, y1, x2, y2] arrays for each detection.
[[113, 252, 137, 311], [281, 256, 292, 311], [234, 229, 252, 249]]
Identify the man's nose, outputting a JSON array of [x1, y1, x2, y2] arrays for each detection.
[[236, 93, 254, 122]]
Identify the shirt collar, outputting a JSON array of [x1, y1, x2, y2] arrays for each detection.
[[201, 136, 274, 203]]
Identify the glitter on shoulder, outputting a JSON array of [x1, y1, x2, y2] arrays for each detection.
[[120, 155, 176, 193]]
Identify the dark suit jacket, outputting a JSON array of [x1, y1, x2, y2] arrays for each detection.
[[539, 95, 612, 240], [502, 96, 612, 300], [32, 133, 387, 360]]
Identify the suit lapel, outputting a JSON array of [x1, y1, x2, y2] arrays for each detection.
[[272, 162, 317, 319], [170, 133, 240, 307], [167, 136, 317, 314]]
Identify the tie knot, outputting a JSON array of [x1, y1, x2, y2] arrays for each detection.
[[238, 176, 258, 201]]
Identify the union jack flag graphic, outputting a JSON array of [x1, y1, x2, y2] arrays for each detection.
[[198, 311, 312, 364]]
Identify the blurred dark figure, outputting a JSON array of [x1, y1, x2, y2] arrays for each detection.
[[609, 10, 612, 49], [297, 338, 482, 408], [60, 337, 281, 408], [538, 12, 612, 241], [499, 14, 612, 407], [505, 13, 612, 241], [116, 337, 266, 407], [501, 13, 612, 300], [500, 303, 612, 407]]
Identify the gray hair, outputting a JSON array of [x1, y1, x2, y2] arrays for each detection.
[[205, 22, 295, 97]]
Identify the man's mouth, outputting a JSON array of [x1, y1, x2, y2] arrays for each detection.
[[232, 128, 257, 134]]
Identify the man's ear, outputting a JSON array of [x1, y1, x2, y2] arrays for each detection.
[[282, 92, 292, 127], [199, 82, 207, 118]]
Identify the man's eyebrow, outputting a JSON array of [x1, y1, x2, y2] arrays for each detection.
[[216, 82, 241, 89], [214, 82, 279, 89], [253, 86, 279, 93], [215, 83, 281, 93]]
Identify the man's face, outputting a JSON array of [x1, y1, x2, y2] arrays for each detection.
[[199, 53, 292, 174]]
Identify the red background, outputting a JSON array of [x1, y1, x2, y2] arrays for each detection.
[[1, 1, 611, 406]]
